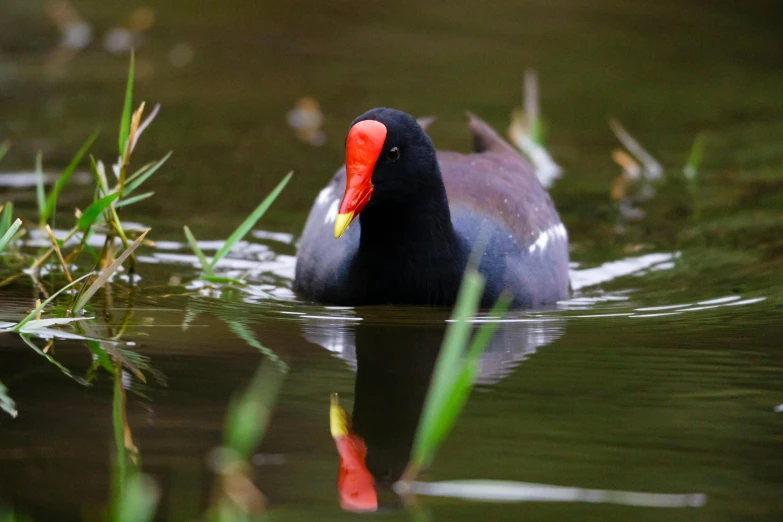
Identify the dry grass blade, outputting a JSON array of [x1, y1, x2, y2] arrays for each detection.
[[122, 102, 146, 168], [46, 225, 73, 282], [609, 119, 662, 179], [130, 103, 160, 153], [73, 229, 149, 314]]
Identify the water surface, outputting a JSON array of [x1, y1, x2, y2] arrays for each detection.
[[1, 1, 782, 520]]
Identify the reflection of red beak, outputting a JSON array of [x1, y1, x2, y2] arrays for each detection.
[[333, 120, 387, 239], [330, 394, 378, 512]]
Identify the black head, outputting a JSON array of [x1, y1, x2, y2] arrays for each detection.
[[333, 107, 441, 238]]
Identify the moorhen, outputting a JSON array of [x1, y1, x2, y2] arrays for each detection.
[[293, 108, 569, 307]]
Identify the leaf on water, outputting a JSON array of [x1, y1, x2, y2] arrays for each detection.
[[9, 273, 92, 332], [183, 226, 215, 277], [0, 218, 22, 254], [16, 316, 94, 332], [210, 171, 293, 268], [116, 191, 154, 208], [119, 51, 135, 158], [43, 130, 100, 224], [78, 193, 120, 230], [72, 229, 149, 314], [0, 379, 17, 418]]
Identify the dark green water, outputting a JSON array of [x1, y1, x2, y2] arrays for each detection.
[[1, 0, 782, 520]]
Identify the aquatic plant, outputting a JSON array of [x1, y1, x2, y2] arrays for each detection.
[[0, 206, 22, 255], [684, 133, 706, 188], [24, 52, 168, 277], [401, 266, 511, 482], [184, 171, 292, 284]]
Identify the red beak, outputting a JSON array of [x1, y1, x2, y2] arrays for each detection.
[[330, 394, 378, 512], [333, 119, 387, 239]]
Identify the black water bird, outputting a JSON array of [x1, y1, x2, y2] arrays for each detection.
[[294, 108, 569, 307]]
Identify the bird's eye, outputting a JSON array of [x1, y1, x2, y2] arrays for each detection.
[[386, 146, 401, 162]]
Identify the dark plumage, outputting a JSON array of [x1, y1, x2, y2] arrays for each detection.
[[293, 108, 569, 307]]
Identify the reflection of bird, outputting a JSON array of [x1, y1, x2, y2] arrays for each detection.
[[311, 315, 566, 509], [294, 108, 569, 308]]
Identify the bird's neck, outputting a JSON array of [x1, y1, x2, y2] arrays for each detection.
[[352, 168, 467, 305]]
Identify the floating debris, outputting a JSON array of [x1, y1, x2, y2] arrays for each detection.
[[286, 97, 326, 146]]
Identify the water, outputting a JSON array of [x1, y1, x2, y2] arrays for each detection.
[[1, 0, 783, 520]]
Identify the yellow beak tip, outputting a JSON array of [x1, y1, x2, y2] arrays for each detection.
[[333, 212, 354, 239]]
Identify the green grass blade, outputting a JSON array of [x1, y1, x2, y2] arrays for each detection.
[[223, 362, 287, 460], [226, 319, 287, 370], [19, 334, 89, 386], [113, 474, 159, 522], [465, 292, 512, 361], [10, 273, 92, 332], [410, 270, 485, 470], [116, 191, 154, 208], [43, 130, 99, 224], [425, 292, 513, 457], [200, 275, 245, 285], [684, 133, 706, 182], [0, 141, 9, 163], [122, 151, 172, 197], [119, 51, 135, 158], [183, 226, 215, 277], [0, 379, 17, 418], [0, 218, 21, 253], [35, 152, 46, 217], [0, 202, 14, 236], [72, 229, 149, 314], [85, 340, 114, 373], [78, 193, 119, 230], [210, 171, 293, 268]]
